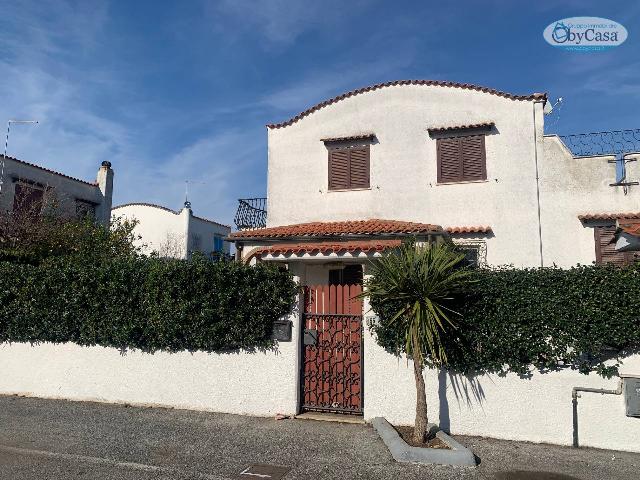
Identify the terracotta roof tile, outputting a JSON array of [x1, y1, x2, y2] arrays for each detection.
[[320, 133, 375, 143], [579, 212, 640, 221], [446, 226, 493, 234], [230, 219, 443, 239], [255, 239, 402, 256], [2, 154, 98, 186], [621, 223, 640, 236], [267, 80, 547, 129], [428, 122, 494, 134]]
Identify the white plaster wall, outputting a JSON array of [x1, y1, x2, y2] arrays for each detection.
[[0, 277, 303, 416], [267, 84, 545, 267], [188, 215, 231, 255], [112, 204, 187, 257], [362, 299, 640, 452], [539, 136, 640, 267]]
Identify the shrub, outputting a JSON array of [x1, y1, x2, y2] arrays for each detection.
[[0, 255, 297, 352], [370, 264, 640, 378]]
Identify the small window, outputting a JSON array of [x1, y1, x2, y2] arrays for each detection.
[[329, 265, 363, 285], [437, 135, 487, 183], [75, 199, 96, 219], [213, 235, 224, 252], [594, 225, 635, 266], [453, 240, 487, 268], [328, 144, 370, 190], [12, 183, 44, 216]]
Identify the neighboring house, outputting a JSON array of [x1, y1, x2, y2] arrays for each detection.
[[614, 218, 640, 254], [224, 81, 640, 449], [112, 201, 230, 259], [0, 155, 113, 224]]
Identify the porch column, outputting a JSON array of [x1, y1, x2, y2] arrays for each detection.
[[287, 262, 306, 415]]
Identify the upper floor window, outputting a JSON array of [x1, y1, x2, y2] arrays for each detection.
[[436, 135, 487, 183], [75, 199, 96, 219], [12, 182, 44, 217], [327, 144, 370, 191]]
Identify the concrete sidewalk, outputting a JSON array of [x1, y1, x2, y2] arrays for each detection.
[[0, 395, 638, 480]]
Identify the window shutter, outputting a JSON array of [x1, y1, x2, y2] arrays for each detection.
[[594, 226, 632, 266], [461, 135, 487, 181], [437, 138, 462, 183], [328, 145, 370, 190], [328, 149, 350, 190], [349, 146, 370, 189]]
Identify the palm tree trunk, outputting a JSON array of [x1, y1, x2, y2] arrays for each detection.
[[413, 349, 428, 444]]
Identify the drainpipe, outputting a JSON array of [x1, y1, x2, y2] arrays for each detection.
[[533, 101, 544, 267], [571, 379, 623, 448]]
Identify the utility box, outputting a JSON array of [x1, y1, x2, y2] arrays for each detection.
[[624, 377, 640, 417]]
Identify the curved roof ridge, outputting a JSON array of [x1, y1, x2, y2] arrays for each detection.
[[266, 80, 547, 129], [112, 202, 231, 229], [112, 202, 179, 215]]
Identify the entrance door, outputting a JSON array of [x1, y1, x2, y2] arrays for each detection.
[[301, 283, 363, 415]]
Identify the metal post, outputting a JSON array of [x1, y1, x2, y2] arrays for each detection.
[[1, 119, 39, 194]]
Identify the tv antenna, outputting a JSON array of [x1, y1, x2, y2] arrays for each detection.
[[183, 179, 205, 209], [1, 119, 39, 194]]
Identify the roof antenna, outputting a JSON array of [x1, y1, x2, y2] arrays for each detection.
[[544, 97, 563, 133], [1, 119, 39, 194], [184, 179, 205, 209]]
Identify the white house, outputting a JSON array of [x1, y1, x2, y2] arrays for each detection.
[[227, 80, 640, 450], [0, 155, 113, 224], [112, 201, 230, 259]]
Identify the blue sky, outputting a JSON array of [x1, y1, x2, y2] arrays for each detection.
[[1, 1, 638, 226]]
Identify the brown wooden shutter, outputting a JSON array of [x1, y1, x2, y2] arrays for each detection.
[[437, 134, 487, 183], [460, 135, 487, 181], [437, 137, 462, 183], [349, 146, 370, 189], [329, 149, 350, 190], [594, 226, 634, 266], [328, 145, 370, 190]]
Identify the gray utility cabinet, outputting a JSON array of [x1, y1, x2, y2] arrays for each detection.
[[624, 377, 640, 417]]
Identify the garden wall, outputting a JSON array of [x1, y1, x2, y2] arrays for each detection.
[[0, 309, 301, 417], [363, 321, 640, 453]]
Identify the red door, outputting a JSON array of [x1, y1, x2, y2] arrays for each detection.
[[301, 284, 363, 415]]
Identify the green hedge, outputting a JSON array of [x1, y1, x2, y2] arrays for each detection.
[[0, 256, 297, 352], [370, 264, 640, 378]]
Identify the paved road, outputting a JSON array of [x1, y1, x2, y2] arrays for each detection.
[[0, 395, 638, 479]]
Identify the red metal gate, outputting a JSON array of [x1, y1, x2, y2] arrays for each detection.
[[301, 284, 363, 415]]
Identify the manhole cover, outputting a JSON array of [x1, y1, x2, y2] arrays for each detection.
[[236, 464, 291, 480], [495, 472, 582, 480]]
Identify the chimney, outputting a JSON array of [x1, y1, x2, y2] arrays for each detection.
[[96, 161, 114, 225], [181, 200, 192, 259]]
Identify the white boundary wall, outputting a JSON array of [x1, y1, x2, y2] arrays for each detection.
[[1, 279, 638, 452]]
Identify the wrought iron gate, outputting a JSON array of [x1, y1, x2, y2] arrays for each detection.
[[301, 284, 363, 415]]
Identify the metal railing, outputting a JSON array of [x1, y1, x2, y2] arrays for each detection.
[[559, 128, 640, 190], [234, 197, 267, 230], [559, 129, 640, 157]]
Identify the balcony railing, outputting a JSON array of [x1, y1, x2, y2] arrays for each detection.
[[559, 128, 640, 190], [234, 197, 267, 230], [559, 128, 640, 157]]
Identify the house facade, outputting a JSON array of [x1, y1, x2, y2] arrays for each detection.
[[227, 80, 640, 451], [112, 202, 230, 259], [0, 155, 113, 224]]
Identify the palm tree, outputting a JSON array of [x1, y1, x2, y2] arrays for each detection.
[[361, 240, 471, 443]]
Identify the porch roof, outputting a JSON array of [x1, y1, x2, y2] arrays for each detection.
[[229, 219, 443, 240], [252, 239, 402, 257]]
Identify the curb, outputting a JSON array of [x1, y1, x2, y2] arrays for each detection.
[[371, 417, 476, 467]]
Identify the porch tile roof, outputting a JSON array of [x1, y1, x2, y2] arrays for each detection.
[[446, 225, 492, 234], [579, 212, 640, 221], [254, 239, 402, 256], [230, 219, 443, 239]]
